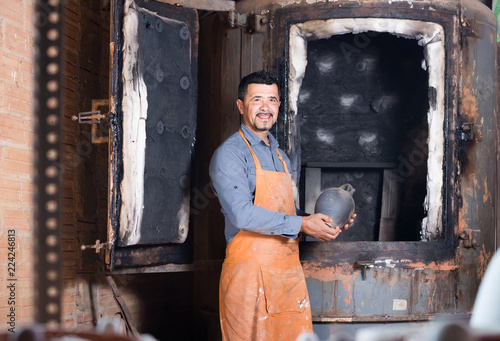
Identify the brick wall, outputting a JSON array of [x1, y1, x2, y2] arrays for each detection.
[[1, 1, 195, 338], [0, 0, 131, 333], [0, 0, 36, 330]]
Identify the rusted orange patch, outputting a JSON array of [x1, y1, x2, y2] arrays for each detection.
[[302, 261, 358, 284]]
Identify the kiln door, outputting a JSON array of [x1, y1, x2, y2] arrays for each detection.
[[107, 0, 198, 270]]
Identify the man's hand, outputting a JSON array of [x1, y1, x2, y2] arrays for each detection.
[[300, 213, 357, 241], [300, 213, 341, 241], [341, 214, 357, 231]]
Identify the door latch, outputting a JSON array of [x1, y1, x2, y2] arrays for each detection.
[[353, 260, 375, 281], [72, 99, 110, 144], [459, 122, 482, 142], [81, 239, 108, 253], [73, 110, 107, 124]]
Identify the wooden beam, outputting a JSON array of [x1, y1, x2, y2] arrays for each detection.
[[378, 169, 400, 241], [154, 0, 235, 11]]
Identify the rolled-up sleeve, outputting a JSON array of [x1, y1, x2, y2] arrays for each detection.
[[209, 145, 302, 239]]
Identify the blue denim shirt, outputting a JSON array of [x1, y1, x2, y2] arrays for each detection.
[[209, 124, 303, 243]]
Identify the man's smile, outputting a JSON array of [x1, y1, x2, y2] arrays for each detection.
[[256, 112, 273, 120]]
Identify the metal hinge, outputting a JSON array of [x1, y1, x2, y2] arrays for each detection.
[[228, 11, 247, 28], [247, 14, 268, 34], [460, 18, 480, 38], [459, 122, 482, 142], [228, 11, 268, 34], [459, 229, 480, 248], [71, 99, 110, 144]]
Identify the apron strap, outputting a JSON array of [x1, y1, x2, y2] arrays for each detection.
[[239, 129, 290, 174], [275, 149, 290, 174], [239, 129, 262, 170]]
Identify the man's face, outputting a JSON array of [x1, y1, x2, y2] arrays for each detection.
[[237, 83, 281, 135]]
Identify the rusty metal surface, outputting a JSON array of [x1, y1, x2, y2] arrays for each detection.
[[91, 99, 110, 144], [109, 259, 223, 274], [154, 0, 235, 11], [236, 0, 495, 15], [112, 241, 193, 268], [267, 0, 497, 326], [107, 0, 124, 272]]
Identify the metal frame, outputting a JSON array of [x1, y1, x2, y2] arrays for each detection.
[[272, 3, 458, 264], [34, 0, 64, 325]]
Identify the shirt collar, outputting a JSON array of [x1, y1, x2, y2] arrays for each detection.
[[240, 123, 279, 149]]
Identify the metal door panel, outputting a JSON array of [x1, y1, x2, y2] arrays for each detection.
[[108, 0, 198, 269], [307, 266, 458, 321]]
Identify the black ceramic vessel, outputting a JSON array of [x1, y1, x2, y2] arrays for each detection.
[[314, 184, 355, 228]]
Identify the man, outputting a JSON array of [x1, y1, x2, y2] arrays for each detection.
[[210, 70, 355, 340]]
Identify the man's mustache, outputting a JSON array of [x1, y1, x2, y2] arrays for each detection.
[[256, 111, 273, 117]]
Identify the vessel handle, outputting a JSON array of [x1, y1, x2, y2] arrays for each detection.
[[340, 183, 356, 196]]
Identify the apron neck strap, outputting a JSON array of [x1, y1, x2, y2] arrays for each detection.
[[239, 129, 262, 170], [275, 149, 290, 174], [239, 129, 290, 174]]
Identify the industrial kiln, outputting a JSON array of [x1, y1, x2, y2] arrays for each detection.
[[101, 0, 498, 336]]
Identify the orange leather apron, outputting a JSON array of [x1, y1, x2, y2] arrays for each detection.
[[219, 129, 313, 341]]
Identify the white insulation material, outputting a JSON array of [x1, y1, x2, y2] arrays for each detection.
[[289, 18, 445, 240], [119, 0, 148, 245]]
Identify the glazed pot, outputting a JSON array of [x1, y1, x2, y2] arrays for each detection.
[[314, 184, 355, 228]]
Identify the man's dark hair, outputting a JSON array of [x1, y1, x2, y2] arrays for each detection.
[[238, 70, 279, 101]]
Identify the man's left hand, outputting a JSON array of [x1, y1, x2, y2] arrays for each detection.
[[340, 213, 356, 231]]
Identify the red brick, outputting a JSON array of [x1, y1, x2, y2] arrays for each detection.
[[5, 84, 33, 116], [6, 267, 34, 281], [0, 178, 22, 202], [16, 306, 35, 323], [25, 3, 35, 29], [0, 130, 23, 148], [0, 53, 35, 88], [4, 208, 31, 221], [1, 0, 24, 25], [61, 292, 77, 304], [3, 209, 31, 230], [0, 176, 33, 199], [5, 97, 34, 116], [16, 248, 35, 263], [24, 130, 35, 148], [20, 181, 35, 202], [4, 159, 33, 176], [4, 229, 32, 239], [4, 145, 33, 164], [76, 311, 93, 324], [6, 24, 35, 57], [0, 113, 25, 137]]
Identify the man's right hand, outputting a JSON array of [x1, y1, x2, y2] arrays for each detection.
[[300, 213, 342, 241]]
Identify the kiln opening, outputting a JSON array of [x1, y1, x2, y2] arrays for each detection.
[[287, 19, 445, 242]]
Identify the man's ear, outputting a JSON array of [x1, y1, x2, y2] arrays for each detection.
[[236, 99, 244, 115]]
